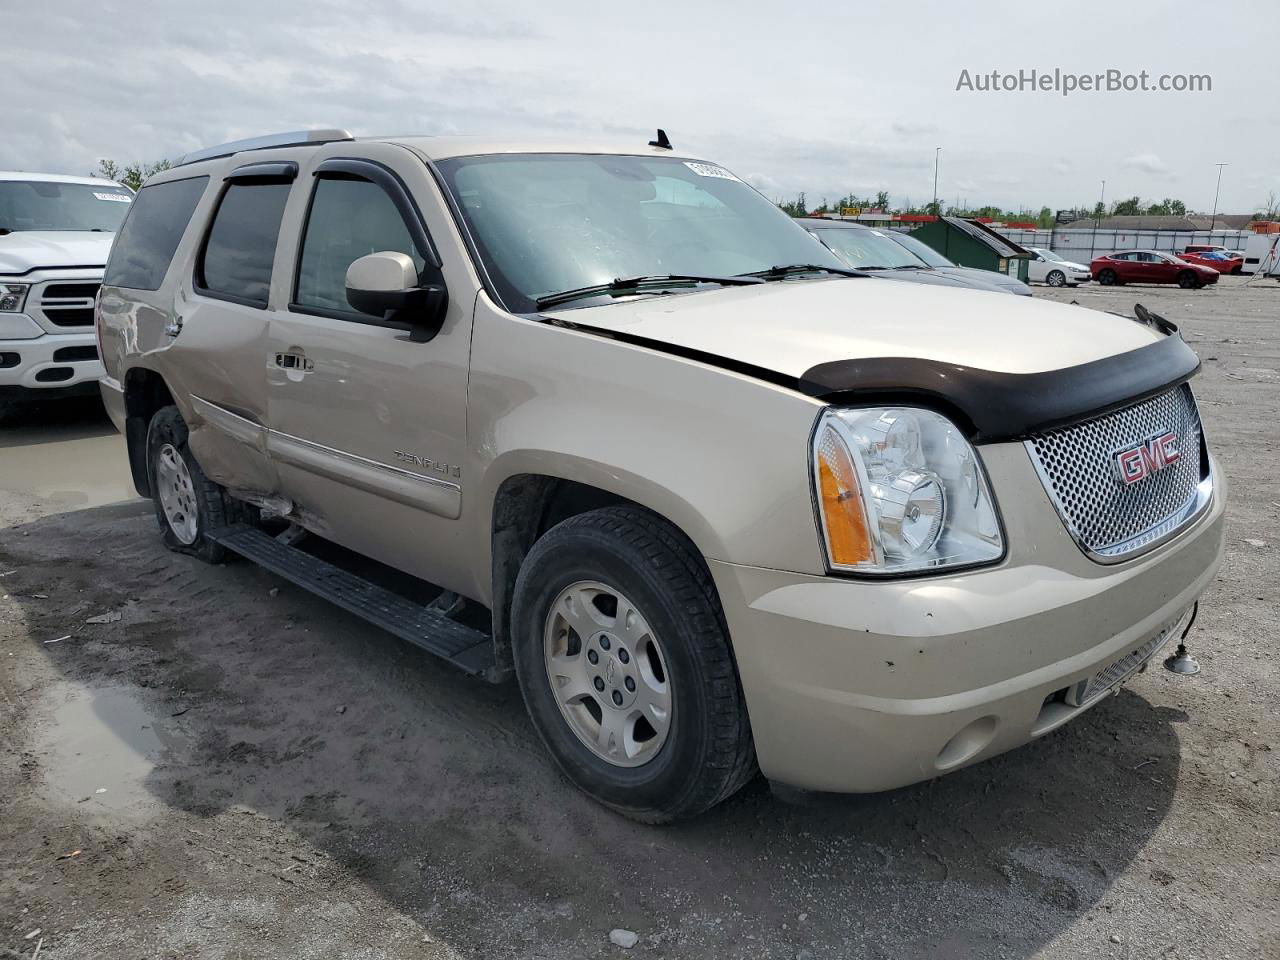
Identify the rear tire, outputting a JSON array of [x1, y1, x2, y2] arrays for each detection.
[[511, 506, 756, 822], [1177, 271, 1199, 289], [1098, 268, 1117, 286], [1046, 269, 1066, 287], [146, 406, 252, 563]]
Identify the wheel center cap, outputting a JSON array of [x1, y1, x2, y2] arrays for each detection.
[[604, 656, 618, 685]]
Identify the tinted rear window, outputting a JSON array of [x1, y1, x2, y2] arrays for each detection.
[[103, 176, 208, 291], [196, 181, 291, 306]]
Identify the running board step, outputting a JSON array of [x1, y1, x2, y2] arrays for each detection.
[[209, 524, 494, 676]]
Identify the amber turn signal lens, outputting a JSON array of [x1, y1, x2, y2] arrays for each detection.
[[815, 425, 873, 566]]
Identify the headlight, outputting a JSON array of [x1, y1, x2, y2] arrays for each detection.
[[812, 407, 1003, 574], [0, 282, 30, 313]]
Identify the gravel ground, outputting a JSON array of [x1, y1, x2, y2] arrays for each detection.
[[1, 275, 1277, 960]]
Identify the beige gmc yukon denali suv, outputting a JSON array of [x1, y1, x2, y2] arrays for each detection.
[[97, 129, 1225, 822]]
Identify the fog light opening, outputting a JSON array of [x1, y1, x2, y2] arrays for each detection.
[[935, 715, 999, 771]]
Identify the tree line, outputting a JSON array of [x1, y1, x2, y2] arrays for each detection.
[[775, 193, 1280, 225], [93, 158, 172, 192]]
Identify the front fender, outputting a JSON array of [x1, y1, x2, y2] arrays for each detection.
[[464, 297, 830, 595]]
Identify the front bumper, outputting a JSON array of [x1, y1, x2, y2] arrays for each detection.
[[711, 455, 1226, 794], [0, 330, 103, 391]]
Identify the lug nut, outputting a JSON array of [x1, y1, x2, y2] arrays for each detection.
[[612, 690, 624, 706], [587, 649, 599, 665], [599, 636, 611, 651], [625, 676, 635, 692], [618, 649, 630, 664], [594, 677, 605, 692]]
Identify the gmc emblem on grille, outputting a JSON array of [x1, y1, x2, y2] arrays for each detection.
[[1115, 431, 1180, 485]]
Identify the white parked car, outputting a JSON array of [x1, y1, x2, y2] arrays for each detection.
[[1, 171, 131, 417], [1026, 247, 1091, 287]]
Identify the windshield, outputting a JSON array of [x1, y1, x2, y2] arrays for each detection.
[[0, 180, 132, 233], [812, 226, 927, 270], [888, 230, 954, 268], [1036, 248, 1066, 262], [435, 154, 844, 311]]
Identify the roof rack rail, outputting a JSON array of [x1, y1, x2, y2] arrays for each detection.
[[175, 129, 354, 167]]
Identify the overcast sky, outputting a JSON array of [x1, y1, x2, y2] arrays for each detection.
[[8, 0, 1278, 214]]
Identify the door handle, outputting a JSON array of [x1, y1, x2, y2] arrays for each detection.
[[274, 352, 314, 372]]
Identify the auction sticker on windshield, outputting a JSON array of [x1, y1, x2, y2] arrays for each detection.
[[94, 192, 132, 202], [683, 161, 739, 181]]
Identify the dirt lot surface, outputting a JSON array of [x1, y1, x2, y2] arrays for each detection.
[[2, 276, 1277, 959]]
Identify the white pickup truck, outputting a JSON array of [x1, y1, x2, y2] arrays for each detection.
[[0, 171, 131, 416]]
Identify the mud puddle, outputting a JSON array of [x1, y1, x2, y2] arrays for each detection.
[[36, 682, 186, 819]]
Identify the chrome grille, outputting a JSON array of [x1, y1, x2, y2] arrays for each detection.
[[1026, 384, 1209, 562]]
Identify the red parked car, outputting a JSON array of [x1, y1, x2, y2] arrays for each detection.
[[1090, 250, 1220, 288], [1184, 244, 1245, 274], [1179, 250, 1241, 274]]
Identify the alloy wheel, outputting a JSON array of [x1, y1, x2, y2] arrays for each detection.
[[542, 580, 672, 767], [156, 443, 199, 544]]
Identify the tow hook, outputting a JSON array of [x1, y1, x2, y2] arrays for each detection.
[[1163, 601, 1201, 675]]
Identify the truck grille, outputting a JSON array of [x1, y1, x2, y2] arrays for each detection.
[[37, 281, 100, 328], [1066, 607, 1190, 707], [1026, 383, 1210, 562]]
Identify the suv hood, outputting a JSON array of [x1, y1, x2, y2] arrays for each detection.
[[0, 231, 114, 275], [543, 277, 1161, 378]]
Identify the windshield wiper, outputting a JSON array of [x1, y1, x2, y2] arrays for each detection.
[[534, 274, 763, 310], [741, 263, 866, 280]]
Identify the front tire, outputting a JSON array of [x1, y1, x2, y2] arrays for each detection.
[[1046, 269, 1066, 287], [511, 506, 756, 822], [1098, 268, 1118, 285], [146, 406, 249, 563], [1177, 270, 1199, 289]]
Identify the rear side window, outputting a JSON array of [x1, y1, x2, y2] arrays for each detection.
[[295, 177, 425, 315], [103, 176, 208, 291], [197, 181, 291, 307]]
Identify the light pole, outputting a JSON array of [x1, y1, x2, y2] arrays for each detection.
[[1092, 179, 1106, 261], [932, 147, 941, 214], [1209, 162, 1228, 233]]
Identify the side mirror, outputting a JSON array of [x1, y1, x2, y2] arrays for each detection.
[[345, 251, 448, 343]]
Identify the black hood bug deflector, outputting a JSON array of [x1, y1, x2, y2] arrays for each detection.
[[798, 331, 1200, 443], [536, 303, 1199, 444]]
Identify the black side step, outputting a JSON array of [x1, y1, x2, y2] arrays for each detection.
[[209, 525, 494, 676]]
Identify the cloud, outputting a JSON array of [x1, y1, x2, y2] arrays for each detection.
[[2, 0, 1275, 212], [1123, 153, 1170, 175], [891, 122, 940, 138]]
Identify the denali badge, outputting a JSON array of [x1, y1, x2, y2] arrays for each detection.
[[1115, 431, 1180, 485], [393, 450, 461, 478]]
